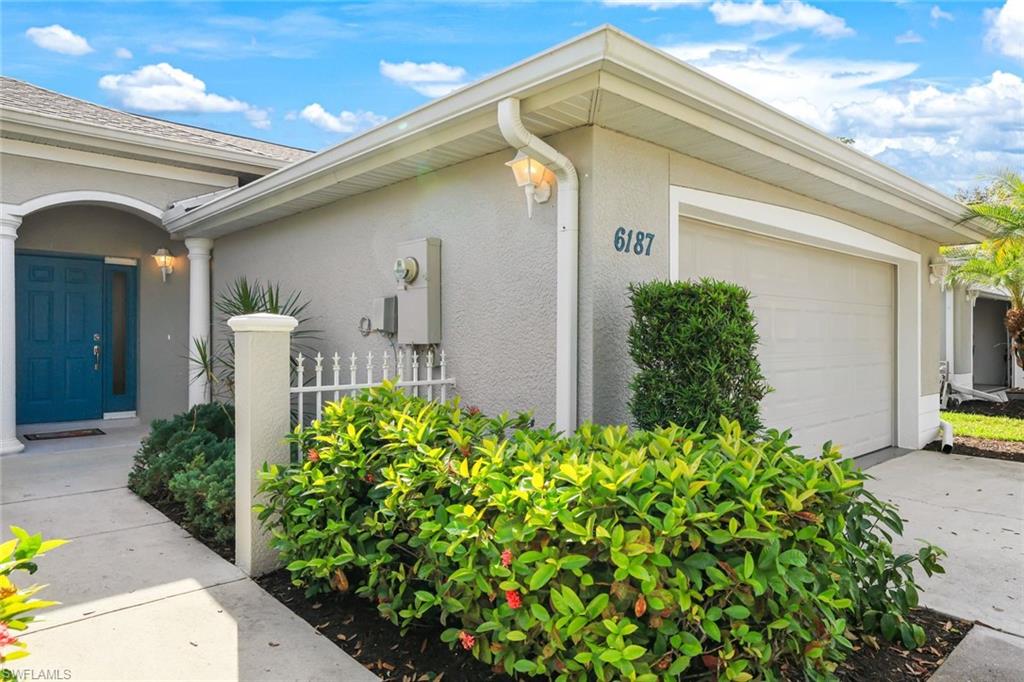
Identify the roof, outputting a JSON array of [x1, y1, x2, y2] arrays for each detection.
[[165, 26, 988, 243], [0, 76, 311, 177]]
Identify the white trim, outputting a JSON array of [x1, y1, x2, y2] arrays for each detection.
[[0, 138, 238, 188], [2, 191, 164, 226], [104, 256, 138, 266], [918, 394, 941, 448], [227, 313, 299, 333], [669, 185, 923, 451], [103, 411, 137, 420]]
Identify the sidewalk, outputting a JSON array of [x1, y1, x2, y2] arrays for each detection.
[[1, 421, 376, 682]]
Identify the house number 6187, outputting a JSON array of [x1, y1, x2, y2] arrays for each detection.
[[614, 226, 654, 256]]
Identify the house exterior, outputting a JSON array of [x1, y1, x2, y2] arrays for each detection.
[[939, 246, 1023, 393], [1, 27, 991, 459], [0, 76, 310, 453]]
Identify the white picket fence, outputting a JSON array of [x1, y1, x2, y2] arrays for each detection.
[[290, 348, 455, 426]]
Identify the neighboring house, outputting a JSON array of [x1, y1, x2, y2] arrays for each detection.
[[1, 27, 992, 459], [0, 76, 310, 454], [940, 246, 1023, 393]]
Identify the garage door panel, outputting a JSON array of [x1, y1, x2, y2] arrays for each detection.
[[679, 220, 894, 458]]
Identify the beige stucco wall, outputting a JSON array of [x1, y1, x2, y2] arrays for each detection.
[[211, 128, 594, 427], [16, 205, 189, 421], [1, 153, 227, 209]]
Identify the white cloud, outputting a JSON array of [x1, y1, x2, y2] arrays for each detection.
[[99, 63, 270, 129], [929, 5, 954, 24], [25, 25, 93, 56], [299, 103, 386, 134], [985, 0, 1024, 63], [895, 30, 924, 44], [660, 40, 1023, 192], [603, 0, 706, 8], [379, 60, 468, 97], [115, 47, 133, 59], [708, 0, 854, 38]]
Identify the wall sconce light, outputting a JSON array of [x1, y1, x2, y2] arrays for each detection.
[[928, 259, 950, 288], [505, 151, 555, 219], [152, 248, 174, 282]]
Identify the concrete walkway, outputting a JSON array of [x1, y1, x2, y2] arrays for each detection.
[[867, 450, 1024, 681], [0, 420, 376, 682]]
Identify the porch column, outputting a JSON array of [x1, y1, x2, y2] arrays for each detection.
[[952, 284, 975, 388], [0, 214, 24, 454], [185, 238, 213, 406]]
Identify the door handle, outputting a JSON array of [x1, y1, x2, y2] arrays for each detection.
[[93, 344, 101, 371]]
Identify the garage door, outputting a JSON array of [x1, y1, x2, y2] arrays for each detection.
[[678, 220, 895, 458]]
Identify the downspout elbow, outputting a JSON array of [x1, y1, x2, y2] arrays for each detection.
[[497, 98, 579, 192]]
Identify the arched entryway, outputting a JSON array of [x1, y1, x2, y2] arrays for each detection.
[[1, 192, 212, 454]]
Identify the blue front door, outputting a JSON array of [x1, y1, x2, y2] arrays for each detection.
[[16, 254, 104, 424]]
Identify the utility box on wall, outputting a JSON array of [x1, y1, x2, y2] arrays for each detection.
[[395, 237, 440, 345]]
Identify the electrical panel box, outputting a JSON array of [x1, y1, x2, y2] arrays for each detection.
[[371, 296, 398, 334], [395, 238, 440, 345]]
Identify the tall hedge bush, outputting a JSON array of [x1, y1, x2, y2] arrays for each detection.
[[628, 279, 769, 433], [259, 384, 943, 681]]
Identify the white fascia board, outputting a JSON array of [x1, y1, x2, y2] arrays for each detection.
[[0, 108, 292, 176], [166, 33, 611, 237], [1, 138, 238, 188]]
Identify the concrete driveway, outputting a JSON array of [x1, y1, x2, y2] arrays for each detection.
[[866, 450, 1024, 635], [0, 420, 375, 682]]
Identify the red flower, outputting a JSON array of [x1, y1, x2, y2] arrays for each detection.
[[458, 631, 476, 650], [365, 473, 375, 484], [307, 448, 320, 462], [500, 550, 513, 568], [505, 590, 522, 609], [467, 406, 481, 416], [0, 624, 18, 647]]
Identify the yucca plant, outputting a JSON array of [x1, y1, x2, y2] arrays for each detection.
[[188, 277, 319, 399], [947, 240, 1024, 372]]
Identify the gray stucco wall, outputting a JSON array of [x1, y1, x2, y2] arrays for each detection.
[[212, 128, 594, 427], [16, 205, 189, 421], [1, 153, 227, 209]]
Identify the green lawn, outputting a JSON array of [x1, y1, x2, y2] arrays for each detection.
[[941, 410, 1024, 442]]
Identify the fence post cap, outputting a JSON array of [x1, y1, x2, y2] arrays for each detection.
[[227, 313, 299, 333]]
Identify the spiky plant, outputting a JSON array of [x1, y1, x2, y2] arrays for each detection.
[[959, 171, 1024, 246], [188, 277, 319, 399], [947, 240, 1024, 372]]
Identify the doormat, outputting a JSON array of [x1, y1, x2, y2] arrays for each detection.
[[23, 428, 105, 441]]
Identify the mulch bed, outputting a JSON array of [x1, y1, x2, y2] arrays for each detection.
[[946, 398, 1024, 419], [924, 436, 1024, 463], [257, 569, 972, 682]]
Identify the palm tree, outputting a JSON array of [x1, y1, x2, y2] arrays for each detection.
[[959, 171, 1024, 246], [947, 240, 1024, 372]]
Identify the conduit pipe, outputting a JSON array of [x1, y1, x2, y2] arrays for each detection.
[[939, 419, 954, 454], [497, 98, 579, 433]]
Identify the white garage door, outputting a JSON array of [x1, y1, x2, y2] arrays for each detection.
[[678, 220, 895, 458]]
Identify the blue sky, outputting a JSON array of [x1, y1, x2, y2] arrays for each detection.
[[3, 1, 1021, 194]]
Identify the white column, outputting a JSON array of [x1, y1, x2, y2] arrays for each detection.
[[185, 238, 213, 407], [0, 214, 24, 455], [228, 313, 297, 576]]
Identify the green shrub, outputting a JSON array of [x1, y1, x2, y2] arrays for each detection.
[[258, 385, 943, 681], [628, 279, 770, 433], [129, 403, 235, 544]]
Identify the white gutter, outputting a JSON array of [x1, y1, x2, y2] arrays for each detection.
[[497, 98, 579, 434]]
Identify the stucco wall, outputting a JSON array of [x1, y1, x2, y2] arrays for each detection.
[[1, 153, 226, 209], [16, 205, 189, 421], [211, 128, 594, 427]]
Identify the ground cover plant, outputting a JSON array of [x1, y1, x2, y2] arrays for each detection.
[[939, 410, 1024, 442], [128, 402, 236, 548], [258, 384, 944, 681], [627, 279, 769, 433]]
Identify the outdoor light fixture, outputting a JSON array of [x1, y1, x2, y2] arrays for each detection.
[[929, 259, 950, 287], [152, 248, 174, 282], [505, 150, 555, 219]]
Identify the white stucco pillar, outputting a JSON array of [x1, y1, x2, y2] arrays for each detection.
[[185, 238, 213, 407], [0, 214, 24, 455], [228, 313, 297, 577]]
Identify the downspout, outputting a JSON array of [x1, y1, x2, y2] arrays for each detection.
[[497, 98, 579, 433]]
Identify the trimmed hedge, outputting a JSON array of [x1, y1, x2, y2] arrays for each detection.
[[258, 385, 943, 681], [128, 403, 235, 544], [628, 279, 770, 433]]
